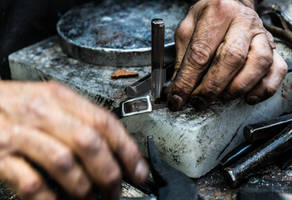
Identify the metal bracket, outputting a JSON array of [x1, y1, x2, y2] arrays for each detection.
[[121, 95, 152, 117]]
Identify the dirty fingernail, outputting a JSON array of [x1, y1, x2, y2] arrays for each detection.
[[246, 96, 260, 105], [135, 159, 149, 183], [168, 94, 184, 111], [190, 96, 208, 110]]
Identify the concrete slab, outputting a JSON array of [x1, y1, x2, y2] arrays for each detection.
[[9, 36, 292, 178]]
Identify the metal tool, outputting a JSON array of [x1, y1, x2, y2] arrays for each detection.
[[224, 124, 292, 187], [120, 136, 198, 200], [119, 19, 172, 118], [125, 62, 174, 99], [125, 74, 151, 98], [244, 113, 292, 143], [219, 142, 255, 168], [146, 136, 198, 200], [220, 114, 290, 167], [151, 19, 165, 100]]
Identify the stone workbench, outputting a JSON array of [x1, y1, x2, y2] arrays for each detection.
[[8, 36, 292, 199], [9, 36, 292, 177]]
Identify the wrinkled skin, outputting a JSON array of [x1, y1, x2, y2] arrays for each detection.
[[168, 0, 288, 111], [0, 81, 149, 200]]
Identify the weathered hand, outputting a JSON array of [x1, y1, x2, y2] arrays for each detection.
[[0, 81, 148, 200], [168, 0, 288, 111]]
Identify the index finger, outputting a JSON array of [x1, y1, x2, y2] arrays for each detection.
[[168, 0, 234, 110]]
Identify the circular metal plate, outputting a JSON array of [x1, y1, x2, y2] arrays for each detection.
[[57, 0, 188, 67]]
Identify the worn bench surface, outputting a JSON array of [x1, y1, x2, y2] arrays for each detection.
[[7, 35, 292, 199]]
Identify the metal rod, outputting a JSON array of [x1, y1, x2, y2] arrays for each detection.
[[219, 142, 255, 168], [244, 113, 292, 143], [151, 19, 165, 100], [224, 124, 292, 187]]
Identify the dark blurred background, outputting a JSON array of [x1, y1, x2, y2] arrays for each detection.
[[0, 0, 92, 79]]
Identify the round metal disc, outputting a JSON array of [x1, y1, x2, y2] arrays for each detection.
[[57, 0, 188, 67]]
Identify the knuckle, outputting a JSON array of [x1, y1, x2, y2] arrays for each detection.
[[278, 63, 288, 77], [264, 85, 277, 97], [73, 174, 91, 198], [248, 9, 259, 21], [241, 8, 259, 22], [102, 167, 122, 189], [208, 0, 222, 7], [171, 79, 194, 97], [51, 148, 74, 172], [74, 129, 102, 154], [188, 42, 211, 66], [265, 31, 274, 43], [209, 0, 234, 13], [97, 111, 111, 128], [20, 177, 42, 197], [229, 80, 248, 96], [120, 140, 140, 160], [254, 53, 273, 69], [221, 46, 246, 68], [175, 20, 192, 43], [201, 79, 221, 98]]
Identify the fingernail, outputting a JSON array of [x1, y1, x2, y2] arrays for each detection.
[[168, 94, 184, 111], [247, 96, 260, 105], [220, 93, 235, 101], [190, 96, 208, 110], [135, 160, 149, 183]]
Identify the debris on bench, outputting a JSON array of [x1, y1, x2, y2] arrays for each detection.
[[111, 69, 139, 79]]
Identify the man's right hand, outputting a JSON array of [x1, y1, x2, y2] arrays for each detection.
[[0, 81, 149, 200], [168, 0, 288, 110]]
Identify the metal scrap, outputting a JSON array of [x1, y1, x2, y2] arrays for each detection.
[[111, 69, 139, 79]]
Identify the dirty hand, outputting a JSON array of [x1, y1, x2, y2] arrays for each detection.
[[168, 0, 288, 110], [0, 81, 148, 200]]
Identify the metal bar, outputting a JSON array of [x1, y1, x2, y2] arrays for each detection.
[[151, 19, 165, 100], [125, 62, 174, 98], [224, 124, 292, 187], [219, 142, 255, 167], [244, 113, 292, 143], [125, 74, 151, 98]]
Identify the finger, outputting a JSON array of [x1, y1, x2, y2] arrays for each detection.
[[0, 82, 125, 199], [190, 15, 264, 103], [246, 50, 288, 104], [47, 82, 149, 185], [168, 0, 234, 110], [38, 109, 122, 199], [0, 156, 56, 200], [1, 121, 91, 198], [173, 4, 199, 79], [228, 33, 273, 97], [33, 108, 123, 198]]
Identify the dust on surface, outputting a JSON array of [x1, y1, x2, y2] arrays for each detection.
[[58, 0, 188, 49]]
